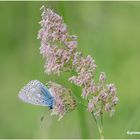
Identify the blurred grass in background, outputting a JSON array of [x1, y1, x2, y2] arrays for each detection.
[[0, 1, 140, 139]]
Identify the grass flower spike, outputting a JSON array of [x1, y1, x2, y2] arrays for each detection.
[[17, 5, 119, 139], [38, 6, 77, 75], [37, 5, 119, 138], [47, 81, 77, 120]]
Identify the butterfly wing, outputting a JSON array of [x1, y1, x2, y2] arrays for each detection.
[[18, 80, 54, 108]]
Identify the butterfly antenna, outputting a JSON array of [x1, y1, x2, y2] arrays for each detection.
[[40, 109, 48, 122], [40, 109, 51, 124]]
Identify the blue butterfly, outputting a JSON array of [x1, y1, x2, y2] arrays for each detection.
[[18, 80, 55, 109]]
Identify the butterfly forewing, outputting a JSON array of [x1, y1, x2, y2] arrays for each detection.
[[19, 80, 54, 108]]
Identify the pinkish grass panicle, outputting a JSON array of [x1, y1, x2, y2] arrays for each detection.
[[38, 5, 119, 119]]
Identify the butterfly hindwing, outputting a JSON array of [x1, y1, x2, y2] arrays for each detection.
[[18, 80, 54, 108]]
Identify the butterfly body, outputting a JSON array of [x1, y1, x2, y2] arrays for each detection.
[[18, 80, 55, 109]]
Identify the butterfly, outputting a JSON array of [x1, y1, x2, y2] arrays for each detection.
[[18, 80, 55, 109]]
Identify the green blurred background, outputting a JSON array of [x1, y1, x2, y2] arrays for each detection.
[[0, 1, 140, 139]]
